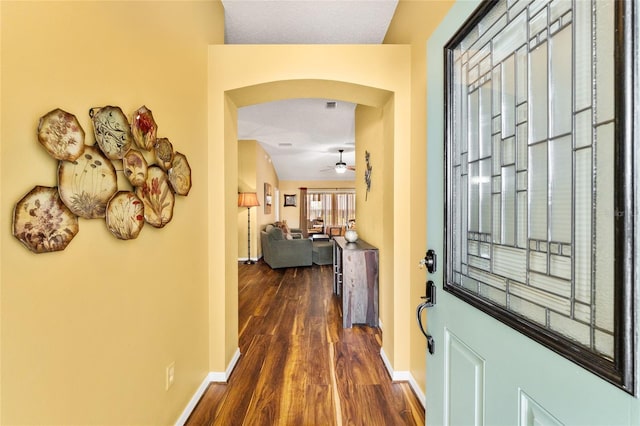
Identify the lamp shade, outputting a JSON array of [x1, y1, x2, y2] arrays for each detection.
[[238, 192, 260, 207]]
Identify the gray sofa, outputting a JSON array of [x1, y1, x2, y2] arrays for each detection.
[[261, 225, 312, 269]]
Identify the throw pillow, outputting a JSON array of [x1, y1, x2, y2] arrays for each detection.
[[275, 221, 292, 239], [281, 221, 291, 235]]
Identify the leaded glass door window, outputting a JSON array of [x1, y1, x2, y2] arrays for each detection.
[[444, 0, 635, 392]]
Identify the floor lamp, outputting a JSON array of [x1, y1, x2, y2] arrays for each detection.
[[238, 192, 260, 265]]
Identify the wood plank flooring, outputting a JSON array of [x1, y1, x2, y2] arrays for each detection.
[[185, 261, 425, 425]]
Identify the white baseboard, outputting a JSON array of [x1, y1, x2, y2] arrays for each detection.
[[379, 347, 426, 408], [238, 257, 260, 262], [175, 374, 211, 425], [175, 348, 241, 425]]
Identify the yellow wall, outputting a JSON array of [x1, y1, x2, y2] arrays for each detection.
[[384, 0, 456, 395], [0, 1, 222, 424], [255, 142, 279, 233], [354, 105, 386, 249], [237, 140, 257, 261], [278, 180, 355, 229], [0, 1, 458, 422], [237, 140, 278, 260], [354, 103, 390, 328], [238, 141, 258, 192]]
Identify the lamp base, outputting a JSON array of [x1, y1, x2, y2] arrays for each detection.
[[244, 259, 256, 265]]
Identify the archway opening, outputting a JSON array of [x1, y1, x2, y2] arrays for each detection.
[[226, 78, 394, 367]]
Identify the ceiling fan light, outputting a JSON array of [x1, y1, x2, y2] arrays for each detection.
[[335, 162, 347, 173]]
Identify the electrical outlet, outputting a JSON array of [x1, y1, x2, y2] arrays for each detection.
[[166, 362, 175, 390]]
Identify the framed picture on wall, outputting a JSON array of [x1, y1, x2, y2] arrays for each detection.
[[264, 182, 272, 214], [284, 194, 296, 207]]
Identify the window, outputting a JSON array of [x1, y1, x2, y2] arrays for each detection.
[[306, 190, 356, 227]]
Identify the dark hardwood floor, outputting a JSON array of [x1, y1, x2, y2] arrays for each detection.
[[185, 261, 425, 425]]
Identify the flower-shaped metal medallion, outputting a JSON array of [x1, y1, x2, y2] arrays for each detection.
[[131, 105, 158, 151], [58, 145, 118, 219], [168, 152, 192, 196], [105, 191, 145, 240], [13, 186, 79, 254], [89, 105, 132, 160], [154, 137, 174, 170], [135, 166, 175, 228], [37, 109, 85, 161], [123, 149, 148, 187]]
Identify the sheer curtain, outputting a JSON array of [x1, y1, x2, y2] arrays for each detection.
[[306, 191, 355, 228]]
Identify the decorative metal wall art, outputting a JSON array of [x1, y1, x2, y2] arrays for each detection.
[[131, 105, 158, 151], [37, 109, 85, 161], [13, 104, 193, 253], [136, 166, 175, 228], [105, 191, 145, 240], [13, 186, 79, 253], [364, 150, 372, 200], [123, 149, 149, 188], [154, 137, 174, 170], [167, 152, 192, 196], [57, 145, 118, 219], [89, 106, 133, 160]]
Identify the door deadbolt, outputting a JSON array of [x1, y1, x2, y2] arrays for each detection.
[[424, 249, 437, 273]]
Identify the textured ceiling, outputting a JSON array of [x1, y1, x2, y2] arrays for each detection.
[[238, 99, 357, 181], [223, 0, 398, 44], [223, 0, 398, 181]]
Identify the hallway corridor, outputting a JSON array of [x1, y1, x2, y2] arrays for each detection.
[[186, 261, 424, 425]]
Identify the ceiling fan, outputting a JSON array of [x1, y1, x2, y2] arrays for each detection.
[[319, 149, 355, 174], [332, 149, 355, 174]]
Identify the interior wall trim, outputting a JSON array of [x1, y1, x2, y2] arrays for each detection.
[[380, 347, 426, 408], [175, 348, 241, 425]]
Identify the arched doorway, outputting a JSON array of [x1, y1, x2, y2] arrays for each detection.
[[207, 45, 416, 391]]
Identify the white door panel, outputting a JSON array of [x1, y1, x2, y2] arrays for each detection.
[[445, 330, 484, 426], [519, 391, 563, 426]]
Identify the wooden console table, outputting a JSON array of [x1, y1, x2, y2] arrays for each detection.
[[333, 236, 379, 328]]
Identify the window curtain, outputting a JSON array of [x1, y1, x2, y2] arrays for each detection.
[[299, 187, 308, 237], [305, 191, 355, 228]]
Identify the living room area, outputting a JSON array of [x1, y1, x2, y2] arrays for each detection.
[[236, 98, 359, 267], [238, 140, 356, 266]]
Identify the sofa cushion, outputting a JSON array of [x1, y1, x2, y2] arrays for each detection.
[[268, 227, 284, 240], [312, 241, 333, 265], [265, 224, 274, 233]]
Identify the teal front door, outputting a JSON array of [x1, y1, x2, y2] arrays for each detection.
[[423, 0, 640, 424]]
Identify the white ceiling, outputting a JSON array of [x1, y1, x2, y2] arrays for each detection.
[[223, 0, 399, 181], [238, 99, 358, 181]]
